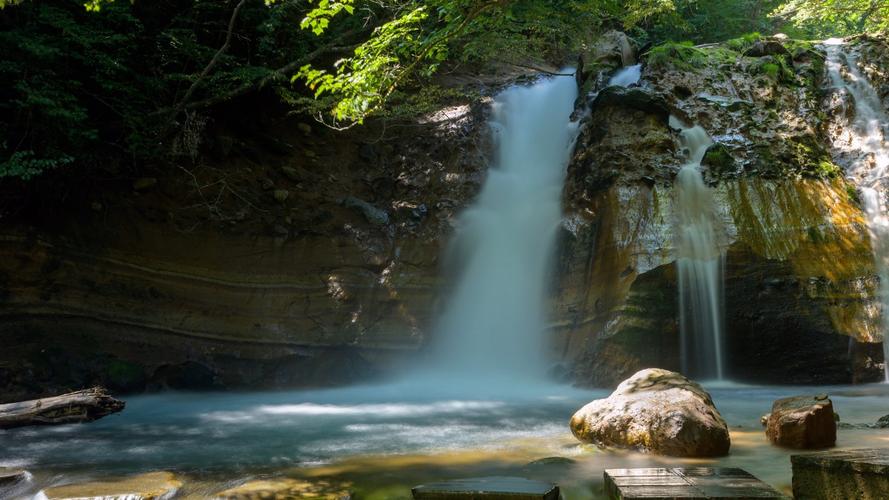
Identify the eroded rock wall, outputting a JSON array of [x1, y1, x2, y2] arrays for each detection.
[[558, 36, 886, 386], [0, 92, 495, 400]]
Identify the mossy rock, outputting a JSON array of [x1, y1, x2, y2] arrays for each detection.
[[702, 143, 737, 178]]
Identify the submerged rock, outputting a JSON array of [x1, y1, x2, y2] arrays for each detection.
[[764, 394, 836, 449], [42, 471, 182, 500], [214, 478, 351, 499], [569, 368, 730, 457]]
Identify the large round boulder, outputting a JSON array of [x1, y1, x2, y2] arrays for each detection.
[[569, 368, 730, 457]]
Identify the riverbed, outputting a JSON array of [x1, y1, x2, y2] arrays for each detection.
[[2, 382, 888, 498]]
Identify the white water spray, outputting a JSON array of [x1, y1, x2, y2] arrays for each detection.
[[419, 73, 579, 392], [608, 64, 642, 88], [673, 117, 726, 380], [824, 39, 889, 381]]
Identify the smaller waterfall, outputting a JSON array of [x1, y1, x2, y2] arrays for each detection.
[[673, 117, 726, 380], [608, 64, 642, 88], [824, 39, 889, 381]]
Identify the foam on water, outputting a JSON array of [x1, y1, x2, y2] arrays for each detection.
[[608, 64, 642, 87]]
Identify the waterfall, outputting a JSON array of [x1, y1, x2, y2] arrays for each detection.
[[608, 64, 642, 88], [824, 39, 889, 381], [419, 72, 579, 392], [673, 117, 726, 380]]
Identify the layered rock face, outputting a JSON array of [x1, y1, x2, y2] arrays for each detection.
[[570, 368, 730, 457], [0, 93, 495, 400], [556, 35, 886, 386]]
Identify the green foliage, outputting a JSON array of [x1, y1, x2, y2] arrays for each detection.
[[638, 0, 784, 44], [752, 55, 796, 83], [772, 0, 889, 37], [726, 32, 763, 51], [0, 150, 73, 179], [1, 0, 886, 183], [645, 41, 706, 70], [0, 0, 345, 180], [294, 0, 681, 126]]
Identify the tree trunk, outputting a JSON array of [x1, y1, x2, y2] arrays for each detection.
[[0, 387, 125, 429]]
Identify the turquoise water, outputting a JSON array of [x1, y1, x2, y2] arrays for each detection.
[[2, 382, 889, 498]]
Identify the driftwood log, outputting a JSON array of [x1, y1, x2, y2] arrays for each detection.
[[0, 387, 125, 429]]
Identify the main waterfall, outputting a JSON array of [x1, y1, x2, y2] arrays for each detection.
[[420, 72, 579, 392], [824, 39, 889, 381], [673, 117, 726, 380]]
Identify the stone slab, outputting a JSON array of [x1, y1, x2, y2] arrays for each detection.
[[605, 468, 787, 499], [791, 448, 889, 499], [411, 476, 559, 500]]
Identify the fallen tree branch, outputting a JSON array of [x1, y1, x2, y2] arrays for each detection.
[[0, 387, 125, 429]]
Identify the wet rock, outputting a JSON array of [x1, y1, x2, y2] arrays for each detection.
[[764, 394, 836, 449], [591, 87, 671, 123], [0, 470, 31, 498], [875, 414, 889, 428], [569, 368, 730, 457], [214, 478, 351, 499], [132, 177, 158, 191], [342, 196, 389, 225], [701, 142, 737, 179], [0, 470, 29, 486], [42, 471, 182, 500]]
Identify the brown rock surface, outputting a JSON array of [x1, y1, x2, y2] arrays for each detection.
[[765, 394, 836, 449]]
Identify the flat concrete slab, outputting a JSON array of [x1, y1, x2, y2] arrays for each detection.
[[412, 476, 559, 500], [604, 468, 787, 499], [791, 448, 889, 499]]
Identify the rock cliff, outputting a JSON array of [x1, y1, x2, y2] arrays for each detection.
[[1, 35, 887, 399]]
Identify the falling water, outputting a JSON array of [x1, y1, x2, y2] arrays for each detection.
[[419, 72, 579, 392], [608, 64, 642, 87], [673, 117, 726, 380], [824, 39, 889, 381]]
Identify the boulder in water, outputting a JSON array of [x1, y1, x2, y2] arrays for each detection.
[[764, 394, 836, 449], [569, 368, 730, 457]]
